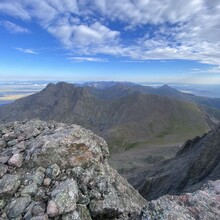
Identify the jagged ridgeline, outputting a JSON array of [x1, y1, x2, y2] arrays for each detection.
[[130, 124, 220, 201], [1, 82, 219, 153]]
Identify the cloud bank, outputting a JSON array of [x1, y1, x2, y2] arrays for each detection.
[[0, 0, 220, 69]]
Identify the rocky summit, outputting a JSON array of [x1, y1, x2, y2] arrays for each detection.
[[0, 120, 220, 220], [0, 120, 145, 220]]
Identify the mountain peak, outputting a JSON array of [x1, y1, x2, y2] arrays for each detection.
[[159, 84, 176, 90]]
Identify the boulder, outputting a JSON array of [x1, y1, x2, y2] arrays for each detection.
[[0, 120, 146, 219]]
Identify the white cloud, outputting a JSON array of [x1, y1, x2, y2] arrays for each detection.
[[0, 0, 220, 67], [15, 47, 38, 54], [0, 1, 30, 20], [0, 21, 30, 34], [48, 22, 119, 49], [68, 57, 108, 62]]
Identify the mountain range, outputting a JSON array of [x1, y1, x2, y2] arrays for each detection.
[[1, 82, 219, 154]]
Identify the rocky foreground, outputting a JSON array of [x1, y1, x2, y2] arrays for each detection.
[[0, 120, 220, 220], [0, 120, 145, 219]]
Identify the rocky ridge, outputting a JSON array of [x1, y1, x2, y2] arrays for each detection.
[[0, 120, 146, 219], [0, 120, 220, 220], [130, 125, 220, 201], [140, 180, 220, 220]]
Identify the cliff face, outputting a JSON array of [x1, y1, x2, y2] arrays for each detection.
[[130, 125, 220, 201], [0, 120, 145, 220]]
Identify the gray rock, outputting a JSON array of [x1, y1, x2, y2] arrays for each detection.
[[31, 203, 46, 216], [140, 180, 220, 220], [51, 179, 79, 215], [0, 154, 10, 164], [0, 120, 146, 219], [46, 200, 59, 217], [0, 164, 8, 177], [0, 140, 6, 149], [62, 204, 92, 220], [43, 178, 51, 186], [46, 164, 60, 179], [0, 199, 6, 210], [7, 139, 18, 147], [2, 132, 16, 142], [32, 171, 44, 186], [30, 215, 48, 220], [8, 153, 23, 167], [0, 174, 21, 197], [21, 183, 38, 197], [7, 196, 31, 219]]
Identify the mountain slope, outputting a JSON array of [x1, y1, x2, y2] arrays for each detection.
[[0, 82, 209, 152], [130, 124, 220, 200]]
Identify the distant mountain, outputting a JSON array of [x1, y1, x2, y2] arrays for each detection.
[[130, 125, 220, 200], [0, 82, 211, 152]]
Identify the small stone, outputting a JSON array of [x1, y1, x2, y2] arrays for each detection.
[[7, 139, 18, 147], [21, 183, 38, 197], [0, 140, 7, 149], [3, 132, 16, 142], [0, 164, 8, 177], [46, 164, 60, 179], [78, 191, 90, 205], [33, 171, 45, 186], [89, 189, 101, 200], [0, 199, 6, 210], [35, 188, 46, 201], [8, 153, 23, 167], [7, 196, 31, 219], [46, 201, 59, 217], [0, 174, 21, 197], [37, 167, 46, 173], [0, 155, 10, 164], [43, 178, 51, 186], [16, 141, 26, 150], [32, 203, 46, 216]]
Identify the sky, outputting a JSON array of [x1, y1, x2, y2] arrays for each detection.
[[0, 0, 220, 84]]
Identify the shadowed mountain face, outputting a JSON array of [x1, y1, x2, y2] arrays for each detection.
[[130, 125, 220, 201], [0, 82, 211, 153]]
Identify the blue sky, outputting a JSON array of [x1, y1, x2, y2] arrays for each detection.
[[0, 0, 220, 84]]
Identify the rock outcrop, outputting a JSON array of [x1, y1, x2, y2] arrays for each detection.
[[130, 125, 220, 201], [140, 180, 220, 220], [0, 120, 146, 220]]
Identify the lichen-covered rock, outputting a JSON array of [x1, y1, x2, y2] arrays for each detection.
[[46, 164, 60, 179], [0, 174, 21, 197], [62, 204, 92, 220], [21, 182, 38, 197], [0, 140, 6, 149], [140, 180, 220, 220], [0, 120, 146, 219], [0, 164, 7, 177], [6, 196, 31, 219], [51, 179, 79, 214]]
